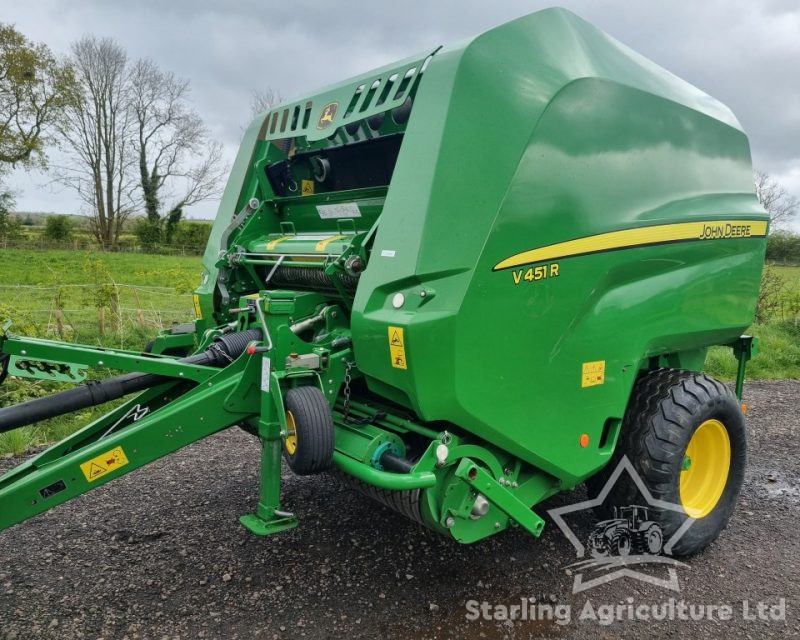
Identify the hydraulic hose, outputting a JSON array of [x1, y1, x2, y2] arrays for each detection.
[[0, 329, 261, 434]]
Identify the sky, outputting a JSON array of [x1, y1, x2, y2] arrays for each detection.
[[2, 0, 799, 228]]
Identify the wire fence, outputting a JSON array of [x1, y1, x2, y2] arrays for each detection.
[[0, 283, 194, 347], [0, 236, 206, 256]]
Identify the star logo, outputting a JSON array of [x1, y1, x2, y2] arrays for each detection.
[[548, 456, 700, 593]]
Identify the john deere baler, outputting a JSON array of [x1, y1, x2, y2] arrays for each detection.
[[0, 9, 768, 554]]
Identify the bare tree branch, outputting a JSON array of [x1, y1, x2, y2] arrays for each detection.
[[250, 87, 282, 118], [55, 36, 135, 249], [755, 170, 799, 231], [130, 58, 226, 238]]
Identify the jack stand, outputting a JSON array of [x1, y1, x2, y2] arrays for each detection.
[[731, 335, 758, 400], [240, 421, 298, 535]]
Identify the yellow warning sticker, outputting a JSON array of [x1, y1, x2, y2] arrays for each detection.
[[581, 361, 605, 388], [301, 179, 314, 196], [192, 293, 203, 319], [388, 326, 407, 370], [80, 446, 129, 482]]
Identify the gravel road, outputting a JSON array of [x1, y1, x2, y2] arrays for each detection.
[[0, 381, 797, 639]]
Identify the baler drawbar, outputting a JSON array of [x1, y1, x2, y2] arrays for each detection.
[[0, 9, 767, 555]]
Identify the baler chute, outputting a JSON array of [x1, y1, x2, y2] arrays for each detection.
[[0, 9, 767, 554]]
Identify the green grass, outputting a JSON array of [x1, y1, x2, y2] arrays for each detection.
[[0, 248, 201, 454], [774, 264, 800, 281], [705, 319, 800, 380], [0, 248, 201, 287], [704, 265, 800, 381], [0, 248, 200, 349]]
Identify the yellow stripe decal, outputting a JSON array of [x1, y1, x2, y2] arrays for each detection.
[[266, 235, 292, 251], [493, 219, 768, 271], [315, 234, 346, 252]]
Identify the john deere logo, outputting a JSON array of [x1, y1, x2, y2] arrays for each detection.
[[317, 102, 338, 128]]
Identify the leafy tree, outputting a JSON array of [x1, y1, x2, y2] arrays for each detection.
[[766, 231, 800, 264], [170, 220, 211, 249], [43, 214, 73, 241], [0, 191, 21, 239], [0, 24, 75, 171], [132, 217, 162, 247]]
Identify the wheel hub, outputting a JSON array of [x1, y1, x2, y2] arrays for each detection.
[[679, 418, 731, 518], [284, 410, 298, 455]]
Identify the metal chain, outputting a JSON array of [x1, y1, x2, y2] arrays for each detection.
[[341, 360, 354, 423]]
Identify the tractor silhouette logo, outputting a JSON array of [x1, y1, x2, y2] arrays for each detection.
[[548, 456, 695, 593], [587, 505, 663, 558]]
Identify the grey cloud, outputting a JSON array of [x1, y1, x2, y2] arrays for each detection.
[[2, 0, 798, 226]]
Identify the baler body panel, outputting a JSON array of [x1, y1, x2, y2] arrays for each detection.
[[350, 9, 768, 482]]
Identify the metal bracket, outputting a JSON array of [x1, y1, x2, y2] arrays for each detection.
[[8, 356, 87, 383], [240, 511, 298, 536], [454, 459, 545, 538], [730, 335, 758, 400]]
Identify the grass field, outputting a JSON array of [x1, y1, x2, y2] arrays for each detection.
[[0, 250, 798, 455], [0, 249, 199, 348], [0, 249, 201, 455]]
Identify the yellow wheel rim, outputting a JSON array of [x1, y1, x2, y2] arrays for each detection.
[[284, 411, 298, 455], [679, 418, 730, 518]]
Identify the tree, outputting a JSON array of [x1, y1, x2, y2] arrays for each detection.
[[250, 87, 282, 118], [170, 219, 211, 250], [755, 171, 799, 231], [0, 190, 21, 240], [130, 59, 225, 243], [56, 36, 137, 249], [766, 231, 800, 264], [0, 24, 74, 171], [43, 214, 72, 241]]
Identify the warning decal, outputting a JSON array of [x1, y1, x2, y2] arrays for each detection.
[[301, 179, 314, 196], [80, 446, 130, 483], [581, 361, 605, 388], [388, 326, 407, 370]]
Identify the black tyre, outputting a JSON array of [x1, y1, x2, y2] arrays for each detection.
[[586, 368, 746, 557], [641, 523, 663, 554], [282, 386, 335, 475], [610, 530, 632, 556]]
